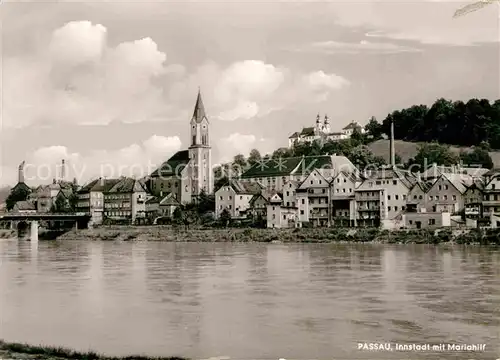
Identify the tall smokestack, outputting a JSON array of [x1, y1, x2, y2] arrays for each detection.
[[18, 161, 25, 184], [390, 119, 395, 168], [61, 159, 66, 181]]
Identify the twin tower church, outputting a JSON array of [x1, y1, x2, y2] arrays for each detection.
[[148, 91, 213, 203]]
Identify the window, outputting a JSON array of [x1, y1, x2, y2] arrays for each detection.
[[409, 220, 413, 224], [301, 199, 305, 204], [229, 205, 232, 209], [452, 195, 456, 201], [310, 180, 313, 184], [240, 196, 243, 200], [395, 195, 399, 200], [438, 185, 442, 191], [429, 196, 433, 200], [376, 181, 381, 185], [322, 189, 326, 193], [343, 188, 346, 193], [393, 180, 397, 185], [493, 184, 496, 190], [429, 218, 436, 225], [319, 180, 322, 184], [395, 206, 398, 211], [419, 195, 423, 200], [444, 195, 448, 200], [388, 206, 391, 211], [192, 136, 196, 144], [283, 215, 286, 220], [273, 206, 275, 211], [272, 214, 276, 219], [388, 195, 391, 200], [337, 179, 340, 183], [286, 191, 290, 196], [349, 188, 352, 192], [414, 195, 417, 199], [229, 196, 232, 200], [445, 185, 449, 190], [300, 210, 304, 215]]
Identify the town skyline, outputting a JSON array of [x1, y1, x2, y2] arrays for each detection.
[[1, 0, 499, 186]]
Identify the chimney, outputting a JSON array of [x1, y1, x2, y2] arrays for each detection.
[[61, 159, 66, 181], [390, 118, 395, 168], [99, 177, 104, 186], [18, 161, 25, 184]]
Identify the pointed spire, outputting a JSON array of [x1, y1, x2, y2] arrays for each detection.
[[324, 114, 329, 124], [192, 88, 207, 123], [316, 113, 321, 123]]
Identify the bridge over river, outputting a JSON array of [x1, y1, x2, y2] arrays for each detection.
[[0, 213, 91, 240]]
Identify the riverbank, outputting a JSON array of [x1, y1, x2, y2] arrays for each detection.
[[57, 226, 500, 245], [0, 229, 15, 238], [0, 340, 188, 360]]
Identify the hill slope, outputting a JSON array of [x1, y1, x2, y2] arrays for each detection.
[[368, 140, 500, 168]]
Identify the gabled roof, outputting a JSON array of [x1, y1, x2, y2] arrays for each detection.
[[78, 178, 121, 193], [107, 178, 148, 193], [145, 196, 160, 205], [240, 155, 356, 179], [432, 173, 469, 194], [150, 150, 190, 178], [362, 167, 415, 189], [249, 193, 269, 207], [192, 90, 208, 124], [240, 157, 303, 178], [229, 179, 264, 195], [300, 127, 315, 136], [298, 168, 330, 188], [13, 200, 36, 211], [12, 182, 31, 193], [288, 132, 300, 139], [59, 188, 73, 199], [342, 121, 362, 130], [159, 193, 180, 206]]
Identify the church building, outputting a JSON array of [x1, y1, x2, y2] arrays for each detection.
[[148, 91, 213, 204]]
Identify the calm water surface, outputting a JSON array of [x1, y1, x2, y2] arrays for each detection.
[[0, 240, 499, 360]]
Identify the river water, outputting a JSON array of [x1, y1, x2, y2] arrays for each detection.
[[0, 240, 499, 360]]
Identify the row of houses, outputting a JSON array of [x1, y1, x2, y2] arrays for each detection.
[[215, 157, 494, 229]]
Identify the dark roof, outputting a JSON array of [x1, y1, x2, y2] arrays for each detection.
[[299, 127, 315, 136], [108, 178, 148, 193], [240, 155, 355, 179], [150, 150, 190, 178], [78, 178, 121, 193], [12, 182, 31, 193], [229, 180, 264, 195], [192, 90, 207, 124], [145, 196, 160, 204], [289, 132, 300, 139], [240, 157, 303, 178]]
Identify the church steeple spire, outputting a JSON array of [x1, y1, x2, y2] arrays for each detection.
[[192, 88, 207, 123]]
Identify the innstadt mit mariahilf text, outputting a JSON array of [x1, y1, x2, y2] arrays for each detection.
[[358, 343, 487, 352]]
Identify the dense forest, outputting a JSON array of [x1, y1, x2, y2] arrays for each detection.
[[366, 98, 500, 148]]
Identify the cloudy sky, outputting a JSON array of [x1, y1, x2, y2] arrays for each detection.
[[0, 0, 499, 186]]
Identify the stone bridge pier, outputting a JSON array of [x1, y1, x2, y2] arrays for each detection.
[[14, 220, 39, 241]]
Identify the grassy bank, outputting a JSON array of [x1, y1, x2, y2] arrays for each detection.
[[0, 340, 188, 360], [56, 226, 500, 245]]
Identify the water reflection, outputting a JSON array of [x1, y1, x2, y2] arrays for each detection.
[[0, 240, 498, 359]]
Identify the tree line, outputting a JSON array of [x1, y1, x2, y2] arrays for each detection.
[[366, 98, 500, 149]]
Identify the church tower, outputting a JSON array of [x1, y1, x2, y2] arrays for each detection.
[[188, 89, 213, 197]]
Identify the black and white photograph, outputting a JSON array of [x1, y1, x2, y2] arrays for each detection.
[[0, 0, 499, 359]]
